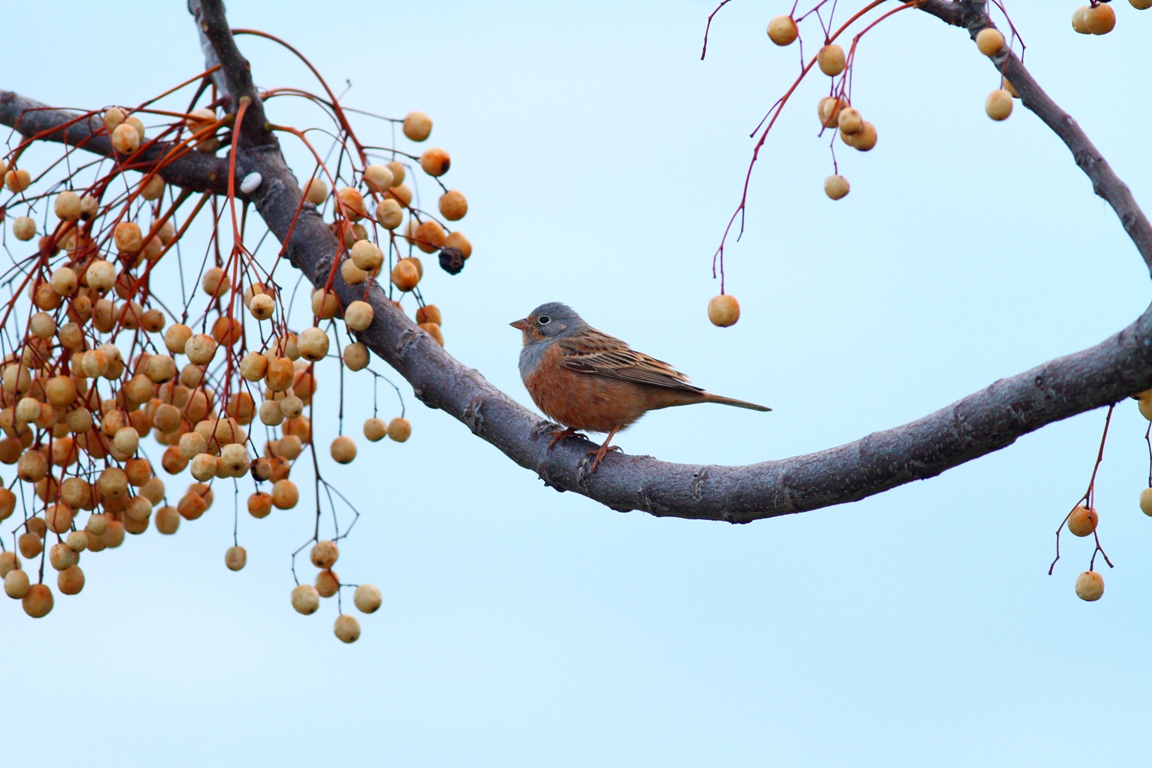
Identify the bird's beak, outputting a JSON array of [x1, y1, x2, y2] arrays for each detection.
[[510, 318, 530, 330]]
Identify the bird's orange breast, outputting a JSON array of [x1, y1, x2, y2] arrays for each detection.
[[524, 343, 651, 433]]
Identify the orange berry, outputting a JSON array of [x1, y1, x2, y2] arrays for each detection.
[[5, 168, 31, 193], [387, 417, 411, 442], [403, 111, 433, 141], [419, 148, 451, 177], [364, 417, 387, 442], [315, 569, 340, 598], [57, 565, 84, 595], [391, 260, 421, 292], [155, 505, 181, 534], [438, 190, 468, 221], [413, 220, 447, 254], [336, 186, 367, 221], [824, 175, 850, 200], [1084, 3, 1116, 34], [1067, 505, 1098, 537], [330, 435, 357, 464], [23, 583, 53, 617]]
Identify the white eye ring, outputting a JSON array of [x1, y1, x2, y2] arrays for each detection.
[[538, 315, 551, 325]]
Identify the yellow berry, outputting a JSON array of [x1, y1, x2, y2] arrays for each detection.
[[1084, 3, 1116, 34], [344, 301, 374, 332]]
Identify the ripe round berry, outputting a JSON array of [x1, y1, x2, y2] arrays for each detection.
[[419, 148, 451, 177], [1132, 0, 1152, 9], [22, 583, 53, 618], [403, 111, 433, 141], [1084, 3, 1116, 34], [376, 198, 404, 230], [363, 164, 395, 192], [184, 334, 218, 365], [248, 492, 273, 519], [297, 327, 330, 362], [438, 190, 468, 221], [272, 479, 299, 510], [248, 293, 275, 320], [985, 89, 1013, 121], [344, 343, 370, 371], [55, 191, 83, 221], [1140, 487, 1152, 516], [817, 44, 845, 75], [337, 186, 367, 221], [303, 177, 328, 205], [767, 15, 798, 46], [842, 121, 878, 150], [0, 551, 19, 576], [330, 435, 357, 464], [12, 216, 36, 241], [344, 301, 374, 332], [112, 123, 140, 154], [334, 614, 361, 643], [391, 260, 421, 292], [387, 417, 412, 442], [57, 565, 84, 595], [824, 175, 850, 200], [350, 240, 383, 272], [155, 505, 180, 534], [5, 168, 31, 193], [420, 322, 444, 347], [708, 295, 740, 327], [310, 540, 340, 569], [4, 568, 30, 598], [291, 584, 320, 615], [975, 28, 1005, 56], [315, 569, 340, 598], [85, 259, 116, 291], [445, 231, 472, 259], [817, 97, 847, 129], [1067, 505, 1098, 537], [225, 545, 247, 571], [1075, 570, 1104, 601], [354, 583, 383, 614], [115, 221, 143, 253], [364, 417, 387, 442]]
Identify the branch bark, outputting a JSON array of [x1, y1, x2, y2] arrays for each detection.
[[2, 1, 1149, 523]]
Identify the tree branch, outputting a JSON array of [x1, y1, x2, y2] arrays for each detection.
[[5, 2, 1149, 524]]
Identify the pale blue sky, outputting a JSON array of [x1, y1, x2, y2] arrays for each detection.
[[4, 2, 1152, 766]]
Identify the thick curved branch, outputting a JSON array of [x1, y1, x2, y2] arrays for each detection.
[[8, 2, 1151, 525], [0, 90, 232, 195]]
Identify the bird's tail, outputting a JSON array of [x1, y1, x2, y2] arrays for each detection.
[[701, 393, 771, 412]]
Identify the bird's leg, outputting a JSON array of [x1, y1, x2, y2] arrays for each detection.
[[587, 425, 623, 473]]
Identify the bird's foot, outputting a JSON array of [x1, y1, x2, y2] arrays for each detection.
[[585, 443, 623, 474], [546, 426, 586, 452]]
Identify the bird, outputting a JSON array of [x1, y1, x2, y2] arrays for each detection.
[[511, 302, 770, 472]]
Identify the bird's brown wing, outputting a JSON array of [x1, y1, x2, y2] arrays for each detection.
[[557, 327, 705, 393]]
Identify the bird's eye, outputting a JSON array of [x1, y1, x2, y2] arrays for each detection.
[[538, 315, 551, 325]]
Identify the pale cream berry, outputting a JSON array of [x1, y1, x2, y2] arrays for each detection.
[[310, 540, 340, 569], [344, 301, 374, 332], [140, 174, 165, 201], [375, 198, 404, 229], [344, 342, 370, 371], [1067, 505, 1098, 537], [225, 545, 247, 571], [363, 164, 395, 191], [354, 583, 383, 614], [272, 479, 299, 509], [1071, 6, 1091, 33], [5, 168, 31, 193], [164, 323, 193, 354], [291, 584, 320, 615], [85, 259, 116, 291], [1075, 571, 1104, 601], [113, 426, 139, 456], [708, 295, 740, 327], [842, 121, 878, 150], [386, 161, 406, 186], [219, 443, 250, 476], [403, 110, 433, 141], [103, 107, 125, 131], [975, 28, 1005, 56], [767, 15, 798, 45], [818, 97, 847, 129], [50, 267, 78, 296], [387, 417, 412, 442], [824, 175, 850, 200], [279, 395, 304, 419], [12, 216, 36, 241], [350, 240, 383, 271], [297, 327, 330, 362], [986, 90, 1013, 121], [817, 44, 845, 75], [334, 614, 361, 643], [114, 221, 143, 253], [419, 148, 450, 177], [363, 417, 387, 442], [4, 569, 30, 599], [65, 531, 89, 552], [49, 542, 77, 571], [190, 453, 218, 482], [341, 259, 368, 286], [240, 351, 269, 381], [55, 191, 82, 221], [330, 435, 357, 464], [112, 123, 140, 154], [184, 334, 218, 365], [303, 177, 328, 206]]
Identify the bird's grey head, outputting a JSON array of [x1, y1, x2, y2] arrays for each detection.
[[510, 302, 587, 343]]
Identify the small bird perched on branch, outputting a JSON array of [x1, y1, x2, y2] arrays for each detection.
[[511, 302, 770, 472]]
